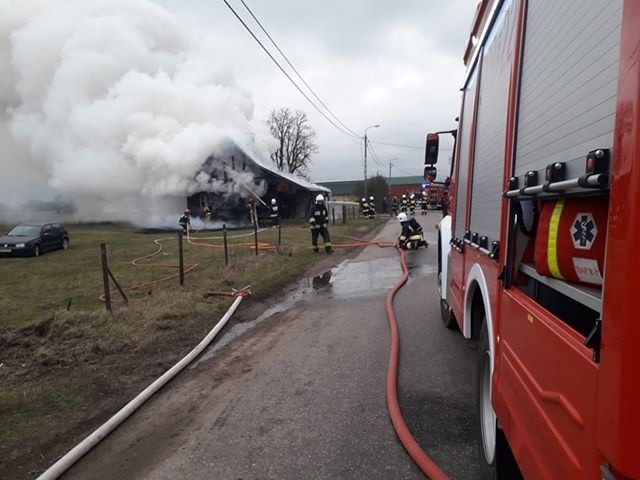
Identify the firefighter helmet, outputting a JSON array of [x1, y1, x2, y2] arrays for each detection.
[[362, 197, 366, 202], [271, 198, 276, 205], [369, 196, 374, 201], [402, 194, 406, 198], [397, 213, 408, 222], [184, 209, 190, 214], [315, 194, 325, 203]]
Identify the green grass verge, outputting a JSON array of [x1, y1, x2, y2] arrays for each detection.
[[0, 218, 387, 479]]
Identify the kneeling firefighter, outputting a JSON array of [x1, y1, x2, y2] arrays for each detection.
[[309, 194, 334, 253], [397, 212, 427, 250]]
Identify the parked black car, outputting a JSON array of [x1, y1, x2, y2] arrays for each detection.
[[0, 223, 69, 257]]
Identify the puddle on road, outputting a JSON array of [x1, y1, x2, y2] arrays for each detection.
[[194, 255, 430, 365], [194, 259, 396, 365], [404, 255, 438, 277]]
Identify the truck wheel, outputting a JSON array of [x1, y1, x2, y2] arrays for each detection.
[[440, 298, 458, 330], [477, 321, 522, 479]]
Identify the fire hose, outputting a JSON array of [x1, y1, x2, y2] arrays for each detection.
[[37, 289, 251, 480], [89, 227, 446, 477], [340, 234, 446, 477], [386, 247, 449, 480]]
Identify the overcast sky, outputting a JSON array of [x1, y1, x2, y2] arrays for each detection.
[[155, 0, 474, 183], [0, 0, 474, 216]]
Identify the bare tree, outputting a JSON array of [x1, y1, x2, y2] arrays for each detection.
[[267, 108, 319, 179]]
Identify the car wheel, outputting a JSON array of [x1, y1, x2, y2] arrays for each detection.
[[440, 298, 458, 330], [477, 321, 522, 479], [61, 237, 69, 250], [32, 244, 40, 257]]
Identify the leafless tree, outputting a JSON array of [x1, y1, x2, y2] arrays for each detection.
[[267, 108, 319, 179]]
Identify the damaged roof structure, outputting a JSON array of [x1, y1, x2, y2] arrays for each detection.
[[186, 142, 330, 223]]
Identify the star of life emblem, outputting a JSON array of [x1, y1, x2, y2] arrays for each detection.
[[571, 213, 598, 250]]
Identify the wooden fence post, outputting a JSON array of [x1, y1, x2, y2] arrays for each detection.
[[223, 224, 229, 266], [100, 243, 112, 313], [178, 231, 184, 286]]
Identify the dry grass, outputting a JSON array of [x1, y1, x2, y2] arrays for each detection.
[[0, 218, 386, 479]]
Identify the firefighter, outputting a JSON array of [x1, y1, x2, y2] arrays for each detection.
[[269, 198, 280, 227], [248, 198, 258, 227], [368, 196, 376, 218], [178, 209, 191, 234], [409, 193, 417, 216], [400, 194, 408, 213], [420, 192, 428, 215], [397, 212, 427, 250], [360, 197, 369, 218], [202, 202, 212, 225], [391, 196, 399, 216], [309, 194, 333, 254]]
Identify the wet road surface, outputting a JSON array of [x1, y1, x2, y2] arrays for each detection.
[[63, 215, 480, 480]]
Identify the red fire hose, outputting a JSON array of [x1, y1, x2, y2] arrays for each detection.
[[386, 246, 450, 480]]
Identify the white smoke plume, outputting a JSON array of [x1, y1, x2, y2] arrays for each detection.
[[0, 0, 276, 225]]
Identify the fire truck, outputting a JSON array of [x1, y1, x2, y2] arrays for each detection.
[[422, 182, 447, 210], [428, 0, 638, 478]]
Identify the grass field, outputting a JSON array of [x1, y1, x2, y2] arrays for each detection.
[[0, 218, 387, 479]]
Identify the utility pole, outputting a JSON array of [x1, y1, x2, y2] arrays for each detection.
[[388, 157, 398, 183], [364, 132, 368, 197], [363, 124, 380, 198]]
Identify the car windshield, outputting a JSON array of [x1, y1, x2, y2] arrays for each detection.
[[6, 225, 41, 236]]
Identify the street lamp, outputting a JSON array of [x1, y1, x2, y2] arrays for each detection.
[[363, 124, 380, 197]]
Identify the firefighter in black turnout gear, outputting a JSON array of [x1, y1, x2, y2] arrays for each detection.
[[391, 196, 399, 216], [400, 194, 408, 213], [178, 209, 191, 234], [309, 194, 333, 253], [269, 198, 280, 227], [397, 212, 427, 250]]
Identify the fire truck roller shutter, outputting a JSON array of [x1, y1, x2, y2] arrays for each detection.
[[454, 66, 479, 239], [468, 0, 519, 247], [513, 0, 622, 184]]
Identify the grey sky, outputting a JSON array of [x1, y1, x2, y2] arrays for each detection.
[[155, 0, 475, 183]]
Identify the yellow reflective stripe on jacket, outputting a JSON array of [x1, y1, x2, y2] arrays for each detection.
[[547, 199, 565, 280]]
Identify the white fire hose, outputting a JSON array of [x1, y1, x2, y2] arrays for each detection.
[[37, 290, 250, 480]]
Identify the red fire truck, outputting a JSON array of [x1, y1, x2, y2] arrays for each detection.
[[428, 0, 638, 478], [423, 182, 447, 210]]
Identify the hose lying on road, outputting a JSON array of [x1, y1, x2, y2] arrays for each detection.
[[386, 247, 449, 480], [37, 289, 251, 480]]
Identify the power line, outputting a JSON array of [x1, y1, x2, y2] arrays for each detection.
[[370, 140, 424, 150], [394, 165, 419, 177], [367, 143, 386, 169], [370, 140, 454, 152], [238, 0, 360, 138], [222, 0, 360, 140]]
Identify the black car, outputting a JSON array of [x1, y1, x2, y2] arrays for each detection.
[[0, 223, 69, 257]]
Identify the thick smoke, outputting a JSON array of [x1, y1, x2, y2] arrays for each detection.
[[0, 0, 276, 225]]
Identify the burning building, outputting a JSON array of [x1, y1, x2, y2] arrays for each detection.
[[186, 143, 330, 224]]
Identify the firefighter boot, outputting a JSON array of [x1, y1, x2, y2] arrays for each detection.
[[313, 246, 319, 253], [325, 245, 334, 254]]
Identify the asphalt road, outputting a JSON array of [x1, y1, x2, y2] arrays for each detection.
[[63, 214, 480, 480]]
